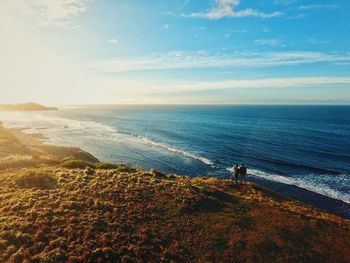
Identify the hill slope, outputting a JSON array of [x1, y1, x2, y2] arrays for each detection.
[[0, 124, 349, 262], [0, 103, 58, 111], [0, 165, 349, 262]]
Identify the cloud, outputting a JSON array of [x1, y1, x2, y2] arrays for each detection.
[[109, 39, 119, 44], [299, 4, 338, 10], [159, 77, 350, 93], [306, 39, 329, 45], [1, 0, 93, 27], [273, 0, 296, 6], [255, 39, 281, 47], [188, 0, 283, 19], [88, 50, 350, 73]]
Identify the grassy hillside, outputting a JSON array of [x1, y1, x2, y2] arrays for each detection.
[[0, 124, 349, 262], [0, 103, 58, 111], [0, 164, 349, 262], [0, 125, 98, 170]]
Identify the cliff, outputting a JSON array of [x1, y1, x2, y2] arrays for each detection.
[[0, 125, 349, 262], [0, 103, 58, 111]]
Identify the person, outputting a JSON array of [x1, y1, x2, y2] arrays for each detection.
[[240, 164, 247, 184], [233, 164, 240, 183]]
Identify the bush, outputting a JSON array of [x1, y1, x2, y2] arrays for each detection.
[[95, 162, 119, 170], [61, 160, 96, 169], [117, 164, 136, 173], [15, 169, 57, 189]]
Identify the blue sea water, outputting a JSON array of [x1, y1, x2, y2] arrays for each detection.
[[1, 105, 350, 207]]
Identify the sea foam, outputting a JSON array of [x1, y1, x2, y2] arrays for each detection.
[[227, 166, 350, 204]]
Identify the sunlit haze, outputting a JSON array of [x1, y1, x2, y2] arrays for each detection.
[[1, 0, 350, 105]]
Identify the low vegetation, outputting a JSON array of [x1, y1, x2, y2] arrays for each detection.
[[14, 169, 57, 189], [0, 123, 350, 262], [0, 103, 58, 111], [0, 165, 349, 262]]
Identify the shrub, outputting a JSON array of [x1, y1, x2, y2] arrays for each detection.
[[15, 169, 57, 189], [61, 156, 76, 163], [117, 164, 136, 173], [61, 160, 96, 169], [95, 162, 119, 170], [150, 169, 166, 178]]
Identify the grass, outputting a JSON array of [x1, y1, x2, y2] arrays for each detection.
[[60, 159, 96, 169], [0, 124, 349, 262], [14, 169, 57, 189], [0, 165, 348, 262]]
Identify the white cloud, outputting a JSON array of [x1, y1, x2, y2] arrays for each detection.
[[163, 24, 170, 30], [1, 0, 93, 27], [189, 0, 283, 19], [109, 39, 119, 44], [160, 77, 350, 93], [299, 4, 338, 10], [306, 39, 329, 45], [255, 39, 281, 47], [88, 50, 350, 73], [273, 0, 296, 6]]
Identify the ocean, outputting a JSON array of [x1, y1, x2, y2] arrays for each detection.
[[1, 105, 350, 216]]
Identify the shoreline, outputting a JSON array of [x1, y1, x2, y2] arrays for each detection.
[[250, 177, 350, 219], [1, 123, 350, 261], [0, 124, 99, 163], [2, 123, 349, 219]]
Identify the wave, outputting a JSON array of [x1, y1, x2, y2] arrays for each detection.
[[0, 112, 121, 143], [231, 167, 350, 204], [0, 111, 215, 167], [132, 134, 215, 167], [253, 156, 345, 176]]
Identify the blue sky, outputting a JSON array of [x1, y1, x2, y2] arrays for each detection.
[[1, 0, 350, 104]]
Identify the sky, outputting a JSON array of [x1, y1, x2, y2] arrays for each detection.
[[0, 0, 350, 105]]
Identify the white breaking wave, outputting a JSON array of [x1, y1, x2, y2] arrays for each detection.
[[0, 111, 121, 144], [228, 166, 350, 204], [135, 135, 215, 167], [0, 111, 215, 167]]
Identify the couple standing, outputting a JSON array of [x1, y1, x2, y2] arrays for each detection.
[[232, 164, 247, 184]]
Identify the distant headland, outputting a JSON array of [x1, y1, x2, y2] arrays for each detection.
[[0, 102, 58, 111]]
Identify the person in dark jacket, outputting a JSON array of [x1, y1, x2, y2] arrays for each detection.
[[240, 164, 247, 184]]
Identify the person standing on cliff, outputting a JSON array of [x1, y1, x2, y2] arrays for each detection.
[[233, 164, 240, 184], [240, 164, 247, 184], [230, 164, 239, 184]]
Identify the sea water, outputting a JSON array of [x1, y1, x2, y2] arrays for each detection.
[[1, 105, 349, 206]]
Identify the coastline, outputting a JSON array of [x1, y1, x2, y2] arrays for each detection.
[[3, 123, 350, 219], [250, 177, 350, 219], [0, 124, 99, 164], [1, 123, 350, 261]]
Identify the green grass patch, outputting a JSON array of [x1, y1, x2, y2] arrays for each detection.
[[15, 169, 57, 189], [95, 162, 119, 170], [61, 160, 96, 169]]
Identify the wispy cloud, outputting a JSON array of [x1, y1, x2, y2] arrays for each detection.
[[160, 77, 350, 93], [273, 0, 296, 6], [2, 0, 93, 27], [109, 39, 118, 44], [255, 39, 282, 47], [299, 4, 338, 10], [306, 39, 329, 45], [89, 50, 350, 73], [188, 0, 283, 19]]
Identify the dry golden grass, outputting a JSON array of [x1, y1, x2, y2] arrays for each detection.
[[0, 166, 349, 263]]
